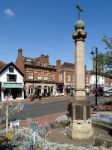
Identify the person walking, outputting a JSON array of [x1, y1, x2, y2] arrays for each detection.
[[85, 87, 90, 96], [39, 92, 42, 100]]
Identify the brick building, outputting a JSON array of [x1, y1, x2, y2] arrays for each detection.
[[56, 60, 74, 95], [15, 49, 93, 98], [16, 48, 57, 98], [56, 60, 89, 95]]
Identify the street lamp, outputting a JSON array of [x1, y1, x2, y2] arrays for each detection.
[[33, 60, 35, 100], [90, 47, 98, 107]]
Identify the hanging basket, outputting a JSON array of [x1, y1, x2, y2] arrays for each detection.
[[0, 87, 5, 91]]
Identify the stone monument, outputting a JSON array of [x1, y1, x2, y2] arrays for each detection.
[[67, 4, 94, 139]]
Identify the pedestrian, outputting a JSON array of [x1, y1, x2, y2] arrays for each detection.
[[51, 92, 53, 98], [39, 92, 41, 100], [85, 87, 90, 96], [67, 100, 73, 119]]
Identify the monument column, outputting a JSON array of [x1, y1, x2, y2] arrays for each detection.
[[67, 5, 94, 139]]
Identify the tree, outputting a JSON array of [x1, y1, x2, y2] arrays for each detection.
[[1, 101, 24, 135], [102, 35, 112, 76], [92, 36, 112, 77], [102, 35, 112, 49], [104, 51, 112, 73], [92, 52, 105, 72]]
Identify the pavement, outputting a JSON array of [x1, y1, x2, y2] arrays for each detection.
[[19, 111, 66, 128], [0, 95, 70, 108], [29, 95, 69, 104]]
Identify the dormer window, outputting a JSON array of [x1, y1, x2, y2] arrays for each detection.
[[26, 59, 34, 65], [44, 63, 48, 67], [9, 66, 14, 73]]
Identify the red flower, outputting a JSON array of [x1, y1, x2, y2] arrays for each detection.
[[0, 87, 5, 91]]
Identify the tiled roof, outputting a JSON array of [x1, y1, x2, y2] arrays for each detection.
[[0, 61, 6, 70], [23, 55, 49, 64], [62, 62, 74, 69], [23, 56, 35, 61], [0, 62, 24, 76]]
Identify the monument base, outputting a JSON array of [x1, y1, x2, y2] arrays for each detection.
[[66, 119, 94, 139], [66, 99, 94, 140]]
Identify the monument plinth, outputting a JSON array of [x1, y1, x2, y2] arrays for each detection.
[[67, 7, 94, 139]]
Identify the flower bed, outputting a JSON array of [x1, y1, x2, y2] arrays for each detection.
[[91, 112, 112, 125], [1, 112, 111, 150]]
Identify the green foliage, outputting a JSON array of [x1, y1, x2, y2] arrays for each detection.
[[102, 35, 112, 49], [93, 52, 105, 72], [104, 51, 112, 73], [102, 35, 112, 76]]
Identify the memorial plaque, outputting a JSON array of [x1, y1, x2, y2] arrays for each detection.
[[75, 105, 83, 120]]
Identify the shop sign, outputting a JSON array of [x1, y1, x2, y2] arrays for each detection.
[[10, 120, 19, 129], [3, 83, 23, 88]]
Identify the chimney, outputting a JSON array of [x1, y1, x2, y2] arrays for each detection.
[[18, 48, 23, 56], [56, 60, 61, 70], [56, 60, 61, 66]]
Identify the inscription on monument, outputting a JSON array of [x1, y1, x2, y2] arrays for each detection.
[[75, 105, 83, 120]]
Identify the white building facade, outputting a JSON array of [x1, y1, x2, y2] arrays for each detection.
[[0, 62, 24, 101], [89, 74, 105, 86], [89, 73, 112, 90]]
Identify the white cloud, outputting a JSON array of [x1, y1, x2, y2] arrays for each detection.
[[3, 8, 15, 17]]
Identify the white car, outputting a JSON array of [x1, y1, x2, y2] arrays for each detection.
[[53, 92, 64, 96], [54, 93, 60, 96], [59, 93, 64, 96], [103, 90, 112, 97]]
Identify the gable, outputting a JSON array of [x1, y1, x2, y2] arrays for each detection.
[[0, 62, 24, 76]]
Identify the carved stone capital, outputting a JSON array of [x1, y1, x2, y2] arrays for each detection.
[[72, 31, 87, 41]]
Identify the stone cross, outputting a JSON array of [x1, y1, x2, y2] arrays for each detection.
[[76, 4, 83, 20]]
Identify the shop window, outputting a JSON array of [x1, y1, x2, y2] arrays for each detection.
[[7, 74, 17, 82], [17, 89, 22, 97], [9, 66, 14, 73], [29, 88, 33, 94]]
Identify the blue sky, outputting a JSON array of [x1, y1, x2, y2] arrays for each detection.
[[0, 0, 112, 70]]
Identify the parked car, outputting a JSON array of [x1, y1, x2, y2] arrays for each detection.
[[103, 90, 112, 97], [53, 92, 64, 96], [91, 87, 104, 96], [59, 92, 64, 96]]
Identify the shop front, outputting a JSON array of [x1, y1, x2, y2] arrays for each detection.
[[1, 82, 24, 101], [25, 83, 56, 98], [0, 62, 24, 101]]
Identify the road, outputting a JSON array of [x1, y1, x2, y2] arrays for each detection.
[[0, 95, 111, 122], [13, 99, 68, 120], [12, 95, 111, 120]]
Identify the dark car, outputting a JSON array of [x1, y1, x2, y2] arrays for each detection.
[[92, 87, 104, 96]]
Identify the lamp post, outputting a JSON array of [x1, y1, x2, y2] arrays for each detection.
[[90, 47, 98, 107], [33, 61, 35, 100]]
